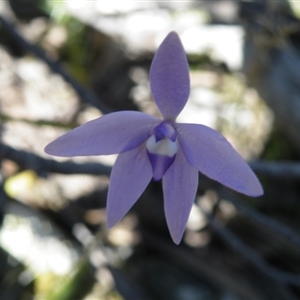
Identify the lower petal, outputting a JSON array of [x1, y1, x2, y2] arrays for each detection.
[[176, 123, 263, 197], [106, 143, 152, 228], [163, 147, 198, 244]]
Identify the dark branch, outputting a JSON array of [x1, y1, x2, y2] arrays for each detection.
[[0, 143, 111, 176], [203, 209, 300, 286], [0, 15, 111, 114], [250, 160, 300, 180], [225, 194, 300, 249], [0, 113, 76, 129]]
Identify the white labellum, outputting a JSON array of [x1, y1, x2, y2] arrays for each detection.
[[146, 135, 178, 157]]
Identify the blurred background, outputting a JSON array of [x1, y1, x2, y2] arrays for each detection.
[[0, 0, 300, 299]]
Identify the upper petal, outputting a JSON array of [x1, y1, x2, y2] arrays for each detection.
[[45, 111, 160, 157], [163, 147, 198, 244], [150, 31, 190, 120], [176, 123, 263, 197], [106, 142, 152, 228]]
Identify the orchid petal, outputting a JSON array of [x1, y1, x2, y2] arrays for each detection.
[[45, 111, 160, 157], [163, 147, 198, 244], [176, 123, 263, 197], [150, 31, 190, 120], [106, 143, 152, 228]]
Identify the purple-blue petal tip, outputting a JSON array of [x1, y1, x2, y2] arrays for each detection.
[[176, 123, 264, 198], [150, 31, 190, 120]]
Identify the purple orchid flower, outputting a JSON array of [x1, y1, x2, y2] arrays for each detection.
[[45, 31, 263, 244]]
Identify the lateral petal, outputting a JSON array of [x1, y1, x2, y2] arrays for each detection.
[[163, 147, 198, 244], [45, 111, 160, 157], [106, 143, 152, 228], [176, 123, 263, 197], [150, 31, 190, 120]]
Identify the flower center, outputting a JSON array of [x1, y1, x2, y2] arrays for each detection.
[[146, 121, 178, 181]]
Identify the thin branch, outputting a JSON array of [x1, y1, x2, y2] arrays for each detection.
[[143, 232, 252, 299], [0, 113, 76, 129], [250, 160, 300, 180], [0, 15, 111, 114], [225, 194, 300, 249], [202, 208, 300, 286], [0, 143, 111, 176]]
